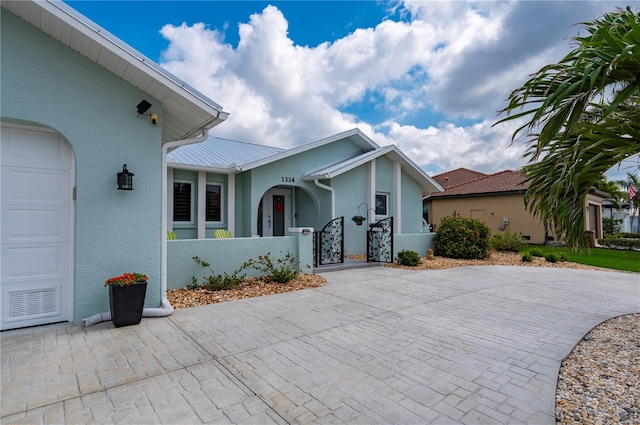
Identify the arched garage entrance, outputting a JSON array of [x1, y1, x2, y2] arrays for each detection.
[[1, 123, 74, 330]]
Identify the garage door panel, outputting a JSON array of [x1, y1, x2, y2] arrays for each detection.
[[2, 244, 68, 280], [0, 127, 70, 169], [2, 207, 70, 243], [2, 168, 70, 205], [3, 282, 62, 324]]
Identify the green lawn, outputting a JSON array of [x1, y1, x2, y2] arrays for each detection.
[[523, 246, 640, 273]]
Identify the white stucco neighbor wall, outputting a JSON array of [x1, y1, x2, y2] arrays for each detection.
[[2, 12, 163, 323]]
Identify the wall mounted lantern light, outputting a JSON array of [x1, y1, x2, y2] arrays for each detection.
[[136, 99, 152, 115], [117, 164, 134, 190]]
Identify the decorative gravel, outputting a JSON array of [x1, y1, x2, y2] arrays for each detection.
[[556, 314, 639, 424], [167, 252, 638, 424]]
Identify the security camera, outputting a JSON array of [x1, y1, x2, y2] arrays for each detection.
[[149, 113, 159, 125]]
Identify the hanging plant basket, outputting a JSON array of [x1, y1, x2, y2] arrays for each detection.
[[352, 215, 366, 226], [109, 281, 147, 327]]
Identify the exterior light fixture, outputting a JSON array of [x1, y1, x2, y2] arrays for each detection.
[[136, 100, 152, 115], [302, 228, 311, 235], [117, 164, 134, 190]]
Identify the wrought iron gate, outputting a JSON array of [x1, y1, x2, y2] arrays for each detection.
[[314, 217, 344, 266], [367, 217, 393, 263]]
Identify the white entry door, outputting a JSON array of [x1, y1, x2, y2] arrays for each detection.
[[262, 188, 291, 237], [1, 124, 74, 330]]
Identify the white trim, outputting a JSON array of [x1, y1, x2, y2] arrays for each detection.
[[197, 172, 206, 239], [204, 181, 225, 225], [172, 179, 195, 225], [314, 179, 335, 219], [227, 174, 235, 236], [239, 128, 378, 172], [375, 192, 389, 218], [368, 161, 376, 223], [394, 161, 401, 234], [166, 168, 174, 228]]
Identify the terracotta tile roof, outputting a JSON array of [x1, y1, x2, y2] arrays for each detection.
[[432, 168, 488, 189], [429, 170, 529, 197]]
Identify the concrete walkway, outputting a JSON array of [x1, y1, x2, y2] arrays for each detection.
[[2, 266, 638, 424]]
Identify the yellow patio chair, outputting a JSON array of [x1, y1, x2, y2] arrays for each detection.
[[213, 229, 233, 239], [166, 231, 177, 240]]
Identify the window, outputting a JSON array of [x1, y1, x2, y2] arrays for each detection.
[[173, 181, 193, 222], [206, 183, 222, 222], [375, 193, 388, 216]]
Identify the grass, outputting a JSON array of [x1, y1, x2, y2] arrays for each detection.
[[522, 246, 640, 273]]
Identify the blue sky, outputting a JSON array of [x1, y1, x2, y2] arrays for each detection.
[[67, 0, 639, 181]]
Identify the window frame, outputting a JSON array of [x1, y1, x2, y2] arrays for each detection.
[[375, 192, 389, 217], [205, 182, 224, 224], [172, 180, 195, 224]]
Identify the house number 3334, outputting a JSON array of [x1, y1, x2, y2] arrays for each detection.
[[281, 176, 295, 183]]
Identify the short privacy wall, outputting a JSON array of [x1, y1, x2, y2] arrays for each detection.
[[393, 233, 437, 258], [167, 229, 313, 290]]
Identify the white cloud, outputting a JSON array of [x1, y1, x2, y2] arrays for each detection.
[[158, 0, 638, 174]]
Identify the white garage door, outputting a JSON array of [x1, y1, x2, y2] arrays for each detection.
[[1, 124, 74, 330]]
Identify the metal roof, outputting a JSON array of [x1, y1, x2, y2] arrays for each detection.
[[168, 136, 284, 170], [2, 0, 229, 142]]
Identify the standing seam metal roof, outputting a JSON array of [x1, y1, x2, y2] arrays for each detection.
[[168, 136, 285, 168]]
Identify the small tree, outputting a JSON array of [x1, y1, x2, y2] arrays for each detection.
[[435, 216, 491, 259]]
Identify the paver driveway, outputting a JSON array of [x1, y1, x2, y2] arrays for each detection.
[[2, 265, 638, 424]]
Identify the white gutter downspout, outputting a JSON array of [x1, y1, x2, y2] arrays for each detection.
[[314, 178, 335, 219], [83, 128, 210, 327]]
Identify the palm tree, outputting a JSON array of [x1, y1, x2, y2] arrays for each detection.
[[495, 7, 640, 247]]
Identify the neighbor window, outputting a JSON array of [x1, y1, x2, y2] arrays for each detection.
[[173, 181, 193, 222], [205, 183, 222, 222], [375, 193, 388, 216]]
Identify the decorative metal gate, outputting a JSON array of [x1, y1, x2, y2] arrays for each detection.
[[314, 217, 344, 266], [367, 217, 393, 263]]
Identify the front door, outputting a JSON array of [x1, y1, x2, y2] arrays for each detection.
[[262, 189, 291, 237], [1, 124, 74, 330]]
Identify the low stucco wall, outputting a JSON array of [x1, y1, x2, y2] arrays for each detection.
[[394, 233, 436, 258], [167, 230, 314, 290]]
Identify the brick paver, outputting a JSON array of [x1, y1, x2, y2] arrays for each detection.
[[2, 266, 638, 424]]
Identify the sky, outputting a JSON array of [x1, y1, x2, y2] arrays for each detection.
[[66, 0, 639, 181]]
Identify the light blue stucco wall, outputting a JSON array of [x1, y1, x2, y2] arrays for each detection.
[[2, 11, 163, 323], [332, 166, 369, 255], [240, 140, 364, 236], [401, 169, 424, 234], [167, 236, 299, 290]]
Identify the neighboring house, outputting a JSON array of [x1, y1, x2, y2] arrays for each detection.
[[602, 200, 633, 233], [1, 1, 228, 330], [167, 128, 443, 256], [424, 169, 609, 244]]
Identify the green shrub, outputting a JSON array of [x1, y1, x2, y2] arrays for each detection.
[[521, 252, 533, 262], [602, 217, 623, 236], [396, 250, 420, 266], [434, 216, 491, 259], [619, 232, 640, 240], [528, 247, 545, 257], [597, 238, 640, 250], [490, 231, 527, 252], [243, 251, 300, 283], [543, 252, 566, 263], [191, 256, 246, 291]]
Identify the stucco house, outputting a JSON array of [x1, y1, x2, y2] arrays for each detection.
[[1, 1, 228, 330], [424, 168, 609, 245], [167, 129, 443, 257]]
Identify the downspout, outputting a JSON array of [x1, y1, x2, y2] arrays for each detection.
[[83, 129, 210, 327], [314, 179, 335, 219]]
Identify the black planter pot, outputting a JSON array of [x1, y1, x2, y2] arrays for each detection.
[[109, 282, 147, 327]]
